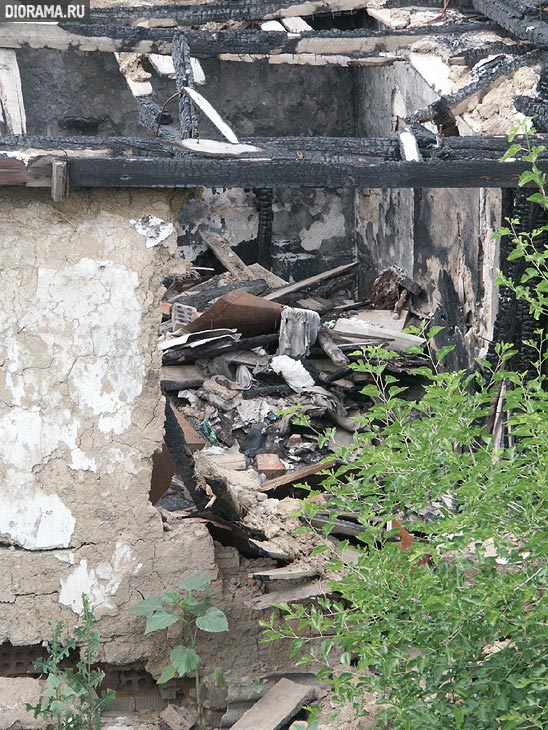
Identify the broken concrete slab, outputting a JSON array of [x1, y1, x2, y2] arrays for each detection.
[[160, 703, 197, 730], [0, 677, 44, 730], [229, 678, 316, 730], [255, 453, 286, 480]]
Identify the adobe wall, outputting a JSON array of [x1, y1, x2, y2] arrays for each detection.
[[0, 189, 294, 710]]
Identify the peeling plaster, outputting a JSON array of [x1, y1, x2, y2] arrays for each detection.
[[130, 215, 174, 248], [59, 542, 135, 615], [0, 257, 144, 549], [0, 484, 75, 550]]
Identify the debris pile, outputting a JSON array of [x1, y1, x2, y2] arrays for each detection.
[[153, 243, 428, 610]]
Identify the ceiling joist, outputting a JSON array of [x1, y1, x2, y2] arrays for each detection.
[[0, 20, 499, 58], [2, 133, 547, 190]]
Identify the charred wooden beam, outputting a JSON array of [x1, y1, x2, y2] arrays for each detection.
[[0, 21, 500, 58], [409, 50, 542, 127], [172, 34, 198, 139], [514, 95, 548, 133], [86, 0, 457, 25], [137, 98, 179, 140], [472, 0, 548, 47], [57, 155, 548, 189], [254, 188, 274, 269]]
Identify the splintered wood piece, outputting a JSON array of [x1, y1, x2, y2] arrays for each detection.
[[249, 566, 317, 582], [0, 49, 26, 134], [259, 460, 336, 496], [317, 327, 349, 367], [183, 87, 239, 144], [51, 159, 69, 202], [264, 263, 357, 301], [230, 679, 316, 730], [201, 232, 256, 281], [245, 581, 327, 610]]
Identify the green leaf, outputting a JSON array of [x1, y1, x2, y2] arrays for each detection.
[[310, 545, 329, 556], [157, 664, 177, 684], [170, 646, 199, 676], [130, 597, 164, 617], [427, 325, 445, 339], [214, 667, 226, 689], [184, 596, 210, 618], [501, 143, 523, 161], [526, 192, 548, 206], [435, 345, 455, 363], [360, 384, 380, 398], [144, 611, 179, 635], [196, 607, 229, 633], [179, 572, 211, 593]]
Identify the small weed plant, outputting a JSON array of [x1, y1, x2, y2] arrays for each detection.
[[131, 572, 228, 729], [262, 122, 548, 730], [27, 595, 115, 730]]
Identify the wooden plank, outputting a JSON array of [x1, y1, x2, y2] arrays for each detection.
[[281, 17, 313, 32], [249, 566, 317, 581], [230, 679, 316, 730], [0, 49, 26, 134], [202, 232, 255, 281], [259, 460, 336, 494], [244, 580, 327, 609], [51, 159, 69, 202], [0, 157, 27, 185], [0, 22, 499, 57], [65, 156, 548, 190], [264, 263, 357, 300]]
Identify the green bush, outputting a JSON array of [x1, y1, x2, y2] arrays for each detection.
[[262, 123, 548, 729], [27, 595, 115, 730]]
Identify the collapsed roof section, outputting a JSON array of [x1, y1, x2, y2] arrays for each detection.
[[0, 0, 547, 197]]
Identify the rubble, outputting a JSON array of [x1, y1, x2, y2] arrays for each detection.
[[155, 259, 430, 615]]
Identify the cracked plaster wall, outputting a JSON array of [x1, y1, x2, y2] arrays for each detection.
[[0, 189, 301, 695], [356, 61, 502, 347], [179, 187, 356, 280], [0, 188, 208, 648]]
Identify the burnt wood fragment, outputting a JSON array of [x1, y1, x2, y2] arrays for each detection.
[[172, 33, 198, 139], [409, 50, 541, 128], [87, 0, 478, 25], [42, 22, 501, 57], [254, 188, 273, 269], [472, 0, 548, 47]]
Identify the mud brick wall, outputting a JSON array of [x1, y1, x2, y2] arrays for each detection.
[[0, 190, 289, 683]]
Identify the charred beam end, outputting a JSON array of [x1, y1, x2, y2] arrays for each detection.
[[172, 34, 198, 139], [514, 95, 548, 132], [137, 98, 181, 141], [408, 49, 542, 126], [472, 0, 548, 48], [63, 156, 548, 189], [254, 188, 273, 269]]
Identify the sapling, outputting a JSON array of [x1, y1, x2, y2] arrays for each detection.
[[131, 572, 228, 729]]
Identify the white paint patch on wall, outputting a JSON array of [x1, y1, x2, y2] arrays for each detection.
[[59, 543, 135, 615], [0, 259, 144, 549], [0, 482, 75, 550], [299, 192, 346, 252]]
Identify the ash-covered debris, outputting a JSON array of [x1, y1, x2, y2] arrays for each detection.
[[152, 254, 429, 607]]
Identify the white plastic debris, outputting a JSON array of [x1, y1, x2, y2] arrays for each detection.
[[271, 355, 315, 391], [130, 215, 174, 248]]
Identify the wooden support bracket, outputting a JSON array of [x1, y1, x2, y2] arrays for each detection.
[[51, 159, 69, 202]]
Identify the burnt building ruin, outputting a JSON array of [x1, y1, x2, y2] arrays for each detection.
[[1, 1, 547, 727]]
